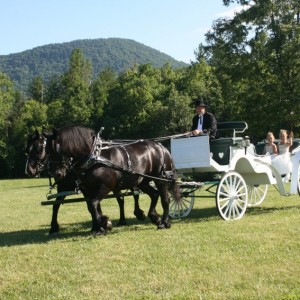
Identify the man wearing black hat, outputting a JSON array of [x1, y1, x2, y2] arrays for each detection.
[[191, 99, 217, 139]]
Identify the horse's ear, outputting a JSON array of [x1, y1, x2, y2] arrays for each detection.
[[42, 132, 49, 139], [34, 128, 39, 136], [52, 128, 59, 138], [42, 127, 50, 139]]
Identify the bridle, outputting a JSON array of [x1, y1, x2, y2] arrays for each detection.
[[26, 137, 48, 176]]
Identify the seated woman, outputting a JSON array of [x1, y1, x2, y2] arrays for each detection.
[[272, 129, 293, 182], [263, 131, 278, 156]]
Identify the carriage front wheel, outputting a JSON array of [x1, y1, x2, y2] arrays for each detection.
[[169, 187, 195, 219], [216, 171, 248, 220]]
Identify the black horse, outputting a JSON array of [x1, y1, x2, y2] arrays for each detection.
[[46, 125, 181, 235], [25, 130, 146, 235], [25, 129, 48, 178]]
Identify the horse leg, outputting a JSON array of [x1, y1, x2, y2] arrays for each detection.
[[86, 194, 112, 235], [140, 184, 161, 226], [115, 189, 144, 225], [97, 202, 102, 216], [132, 188, 145, 221], [156, 183, 171, 229], [49, 197, 64, 235], [115, 194, 127, 226]]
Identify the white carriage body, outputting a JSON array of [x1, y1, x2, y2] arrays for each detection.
[[170, 122, 300, 221], [171, 134, 296, 196]]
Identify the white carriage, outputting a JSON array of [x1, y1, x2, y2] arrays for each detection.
[[169, 122, 300, 220]]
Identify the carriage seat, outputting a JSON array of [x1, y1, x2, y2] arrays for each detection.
[[210, 138, 234, 165], [210, 121, 248, 165]]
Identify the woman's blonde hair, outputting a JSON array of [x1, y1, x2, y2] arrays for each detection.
[[279, 129, 288, 137], [266, 131, 275, 139]]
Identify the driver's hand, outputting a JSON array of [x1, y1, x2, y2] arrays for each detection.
[[192, 129, 202, 136]]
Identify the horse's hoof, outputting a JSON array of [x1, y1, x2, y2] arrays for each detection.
[[100, 216, 112, 231], [49, 228, 59, 235], [92, 227, 107, 236], [49, 231, 59, 236], [165, 222, 171, 229], [106, 220, 113, 231], [157, 224, 166, 229], [134, 210, 146, 221], [49, 225, 60, 235], [149, 214, 161, 226], [157, 222, 171, 230]]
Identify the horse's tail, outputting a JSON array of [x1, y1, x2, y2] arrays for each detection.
[[169, 176, 181, 203], [161, 145, 181, 202], [169, 165, 181, 203]]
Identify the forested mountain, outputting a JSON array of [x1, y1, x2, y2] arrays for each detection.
[[0, 38, 187, 94]]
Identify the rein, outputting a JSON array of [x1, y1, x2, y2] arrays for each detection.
[[90, 155, 175, 183], [60, 133, 179, 183], [51, 130, 188, 184], [111, 132, 191, 143]]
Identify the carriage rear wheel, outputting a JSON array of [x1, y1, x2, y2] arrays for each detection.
[[247, 184, 268, 207], [216, 171, 248, 220], [169, 187, 195, 219]]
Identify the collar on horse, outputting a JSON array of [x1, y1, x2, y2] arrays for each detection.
[[64, 134, 175, 183], [68, 132, 136, 173], [80, 132, 103, 169]]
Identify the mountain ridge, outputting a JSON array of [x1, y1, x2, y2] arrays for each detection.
[[0, 38, 188, 94]]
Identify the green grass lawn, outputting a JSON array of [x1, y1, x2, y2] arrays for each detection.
[[1, 178, 300, 299]]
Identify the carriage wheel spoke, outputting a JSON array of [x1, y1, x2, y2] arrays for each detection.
[[169, 188, 195, 219]]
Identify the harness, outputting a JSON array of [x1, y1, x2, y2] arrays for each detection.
[[81, 132, 103, 170], [63, 133, 175, 183]]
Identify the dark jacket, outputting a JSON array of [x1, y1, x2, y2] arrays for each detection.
[[191, 112, 217, 139]]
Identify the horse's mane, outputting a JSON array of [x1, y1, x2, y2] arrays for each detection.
[[59, 126, 95, 158]]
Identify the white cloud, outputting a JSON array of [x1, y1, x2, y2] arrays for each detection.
[[216, 6, 243, 18], [216, 3, 252, 19]]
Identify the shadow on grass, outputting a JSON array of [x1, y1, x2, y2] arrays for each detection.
[[2, 205, 298, 247], [171, 204, 300, 224], [0, 215, 161, 247], [247, 205, 300, 216], [0, 221, 93, 247], [23, 184, 49, 189]]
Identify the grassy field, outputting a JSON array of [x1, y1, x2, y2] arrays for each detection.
[[1, 178, 300, 300]]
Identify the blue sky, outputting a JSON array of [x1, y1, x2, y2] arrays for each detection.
[[0, 0, 240, 63]]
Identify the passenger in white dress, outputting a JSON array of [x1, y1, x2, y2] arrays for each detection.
[[263, 132, 278, 155], [272, 129, 293, 182]]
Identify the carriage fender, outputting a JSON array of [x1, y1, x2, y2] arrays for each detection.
[[231, 156, 288, 195]]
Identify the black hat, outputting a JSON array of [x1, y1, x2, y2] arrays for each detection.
[[194, 99, 208, 107]]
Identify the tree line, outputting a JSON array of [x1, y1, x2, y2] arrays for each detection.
[[0, 0, 299, 178]]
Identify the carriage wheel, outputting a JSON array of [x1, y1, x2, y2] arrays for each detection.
[[216, 171, 248, 220], [247, 184, 268, 207], [169, 187, 195, 219]]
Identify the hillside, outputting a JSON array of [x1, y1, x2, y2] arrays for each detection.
[[0, 38, 188, 94]]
